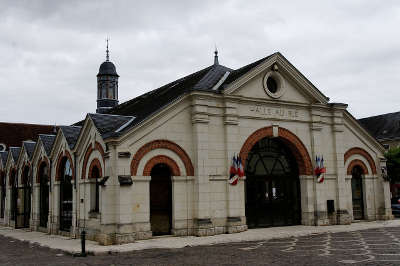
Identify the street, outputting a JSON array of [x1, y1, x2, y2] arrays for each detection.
[[1, 226, 400, 265]]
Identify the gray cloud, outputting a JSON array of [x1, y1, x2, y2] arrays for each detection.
[[0, 0, 399, 124]]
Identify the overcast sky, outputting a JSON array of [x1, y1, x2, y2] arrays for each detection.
[[0, 0, 399, 125]]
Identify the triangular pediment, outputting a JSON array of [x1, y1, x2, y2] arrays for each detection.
[[224, 53, 329, 105]]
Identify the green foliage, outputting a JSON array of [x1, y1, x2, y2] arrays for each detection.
[[385, 147, 400, 182]]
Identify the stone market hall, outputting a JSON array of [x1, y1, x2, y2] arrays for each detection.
[[0, 48, 393, 245]]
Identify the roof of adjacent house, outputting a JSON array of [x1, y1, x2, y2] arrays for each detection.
[[0, 122, 55, 150], [88, 113, 134, 139], [59, 126, 82, 149], [106, 53, 275, 134], [10, 147, 20, 162], [38, 134, 56, 156], [23, 141, 36, 160], [358, 111, 400, 141]]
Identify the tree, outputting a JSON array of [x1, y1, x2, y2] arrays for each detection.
[[385, 147, 400, 183]]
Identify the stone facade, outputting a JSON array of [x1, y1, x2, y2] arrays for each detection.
[[0, 52, 393, 245]]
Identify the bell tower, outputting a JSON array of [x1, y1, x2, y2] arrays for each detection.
[[96, 39, 119, 114]]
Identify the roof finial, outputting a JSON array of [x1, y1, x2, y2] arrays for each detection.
[[106, 37, 110, 61], [214, 45, 219, 65]]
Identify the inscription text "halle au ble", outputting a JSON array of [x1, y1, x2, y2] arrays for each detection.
[[249, 106, 300, 119]]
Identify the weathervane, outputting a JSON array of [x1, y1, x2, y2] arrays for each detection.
[[106, 37, 110, 61]]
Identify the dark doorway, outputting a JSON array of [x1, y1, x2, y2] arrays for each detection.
[[59, 158, 73, 232], [39, 163, 49, 228], [351, 166, 364, 220], [245, 137, 301, 228], [150, 163, 172, 235], [0, 172, 5, 218], [16, 167, 31, 228], [10, 170, 17, 222]]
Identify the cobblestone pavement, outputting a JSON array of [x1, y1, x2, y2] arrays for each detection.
[[1, 227, 400, 265]]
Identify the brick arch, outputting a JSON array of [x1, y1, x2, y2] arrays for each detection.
[[81, 141, 105, 179], [347, 159, 369, 175], [344, 147, 377, 175], [55, 150, 75, 181], [239, 126, 313, 175], [88, 158, 102, 179], [131, 140, 194, 176], [36, 157, 50, 183], [143, 155, 181, 176]]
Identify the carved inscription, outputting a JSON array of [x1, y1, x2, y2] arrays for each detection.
[[249, 105, 301, 120]]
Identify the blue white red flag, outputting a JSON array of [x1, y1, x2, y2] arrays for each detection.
[[229, 155, 239, 185], [314, 155, 326, 183]]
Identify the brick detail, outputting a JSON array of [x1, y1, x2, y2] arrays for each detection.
[[347, 159, 369, 175], [81, 141, 105, 179], [131, 140, 194, 176], [344, 147, 377, 174], [143, 155, 181, 176], [36, 157, 50, 183], [239, 126, 313, 175], [88, 158, 102, 179], [55, 150, 75, 181]]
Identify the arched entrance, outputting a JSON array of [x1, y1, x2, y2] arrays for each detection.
[[150, 163, 172, 235], [245, 137, 301, 228], [59, 158, 73, 231], [351, 165, 364, 220], [16, 166, 31, 228], [39, 163, 49, 228], [10, 169, 17, 222]]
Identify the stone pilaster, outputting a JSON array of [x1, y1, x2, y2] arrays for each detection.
[[192, 96, 213, 236], [310, 106, 328, 225], [223, 100, 247, 233], [331, 104, 351, 225]]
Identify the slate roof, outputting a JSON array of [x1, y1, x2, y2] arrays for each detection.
[[38, 134, 56, 156], [59, 126, 82, 149], [23, 141, 36, 160], [358, 111, 400, 141], [10, 147, 20, 162], [98, 61, 119, 76], [106, 54, 271, 132], [88, 113, 134, 138], [0, 151, 8, 168], [0, 122, 55, 150]]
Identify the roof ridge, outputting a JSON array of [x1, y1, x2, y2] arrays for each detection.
[[111, 65, 213, 111]]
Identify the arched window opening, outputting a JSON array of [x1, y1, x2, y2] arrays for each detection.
[[0, 172, 5, 218], [59, 158, 73, 231], [90, 166, 100, 213], [39, 163, 49, 228], [16, 166, 31, 228], [351, 165, 364, 220], [10, 169, 17, 221]]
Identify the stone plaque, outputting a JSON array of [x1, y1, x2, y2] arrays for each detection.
[[249, 105, 301, 120]]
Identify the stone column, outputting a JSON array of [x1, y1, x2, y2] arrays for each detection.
[[331, 104, 351, 224], [171, 176, 194, 236], [97, 143, 118, 245], [192, 95, 213, 236], [223, 100, 247, 233], [50, 181, 60, 234], [379, 158, 394, 220], [31, 183, 40, 230]]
